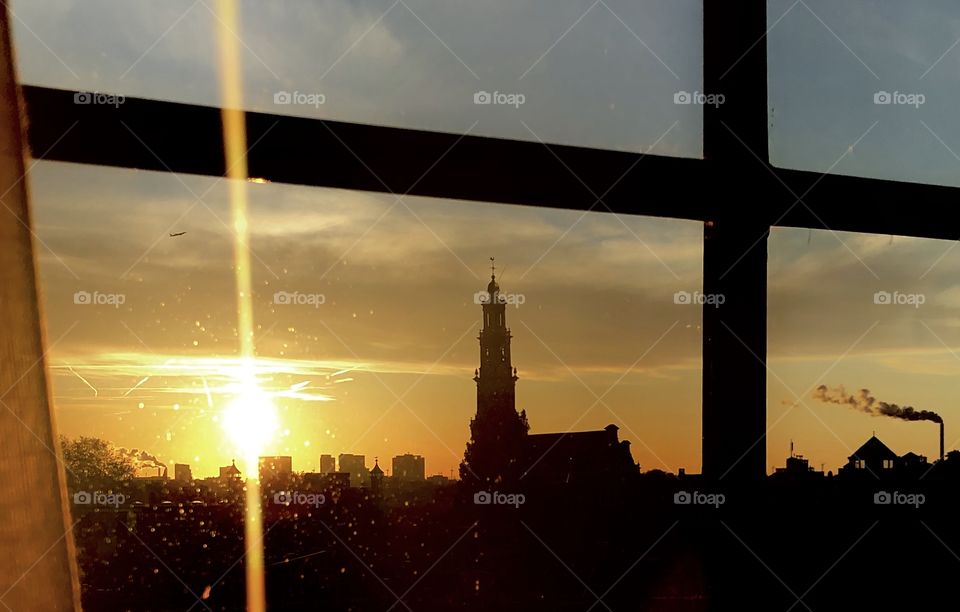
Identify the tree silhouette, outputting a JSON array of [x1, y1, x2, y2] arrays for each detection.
[[60, 435, 136, 492], [460, 407, 529, 487]]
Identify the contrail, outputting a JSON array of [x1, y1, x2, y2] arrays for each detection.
[[202, 377, 213, 408], [123, 376, 150, 397], [66, 366, 98, 397]]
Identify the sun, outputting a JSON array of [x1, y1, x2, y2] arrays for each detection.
[[222, 382, 279, 460]]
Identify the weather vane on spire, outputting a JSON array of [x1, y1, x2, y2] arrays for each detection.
[[490, 256, 496, 279]]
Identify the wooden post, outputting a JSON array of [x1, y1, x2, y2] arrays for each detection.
[[0, 2, 82, 609]]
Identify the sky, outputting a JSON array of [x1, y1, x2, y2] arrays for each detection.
[[28, 161, 705, 479], [10, 1, 960, 477], [767, 229, 960, 471], [9, 0, 702, 156], [767, 0, 960, 188]]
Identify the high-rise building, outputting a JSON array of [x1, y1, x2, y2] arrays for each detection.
[[259, 456, 293, 482], [338, 454, 368, 487], [319, 454, 336, 474], [392, 454, 425, 482], [174, 463, 193, 482], [303, 471, 350, 492]]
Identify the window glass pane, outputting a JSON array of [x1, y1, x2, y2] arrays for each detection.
[[768, 227, 957, 473], [13, 0, 702, 156], [31, 160, 702, 608], [768, 0, 960, 186]]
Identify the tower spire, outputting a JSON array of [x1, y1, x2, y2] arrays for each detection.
[[463, 257, 528, 485]]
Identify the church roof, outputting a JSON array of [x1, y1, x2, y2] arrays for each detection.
[[527, 429, 617, 449], [527, 425, 621, 448], [220, 459, 240, 474], [524, 425, 635, 484], [848, 435, 898, 462]]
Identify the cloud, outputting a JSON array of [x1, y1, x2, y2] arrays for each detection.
[[11, 0, 701, 154]]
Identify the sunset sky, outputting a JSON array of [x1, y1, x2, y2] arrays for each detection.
[[13, 0, 960, 478], [31, 161, 706, 478], [27, 160, 960, 478]]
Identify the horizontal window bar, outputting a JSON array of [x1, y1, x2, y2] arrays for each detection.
[[22, 85, 959, 240]]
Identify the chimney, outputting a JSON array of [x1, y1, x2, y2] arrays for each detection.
[[941, 422, 945, 462]]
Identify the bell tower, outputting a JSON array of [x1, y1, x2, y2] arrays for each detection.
[[462, 258, 528, 485], [474, 258, 518, 418]]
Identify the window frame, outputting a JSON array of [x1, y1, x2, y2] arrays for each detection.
[[15, 0, 953, 484]]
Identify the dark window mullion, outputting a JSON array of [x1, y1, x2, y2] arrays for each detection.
[[702, 0, 770, 482]]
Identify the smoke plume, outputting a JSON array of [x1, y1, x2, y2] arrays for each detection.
[[120, 447, 167, 471], [812, 385, 942, 424]]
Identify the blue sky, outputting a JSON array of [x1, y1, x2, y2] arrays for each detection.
[[10, 0, 702, 155], [768, 0, 960, 187]]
